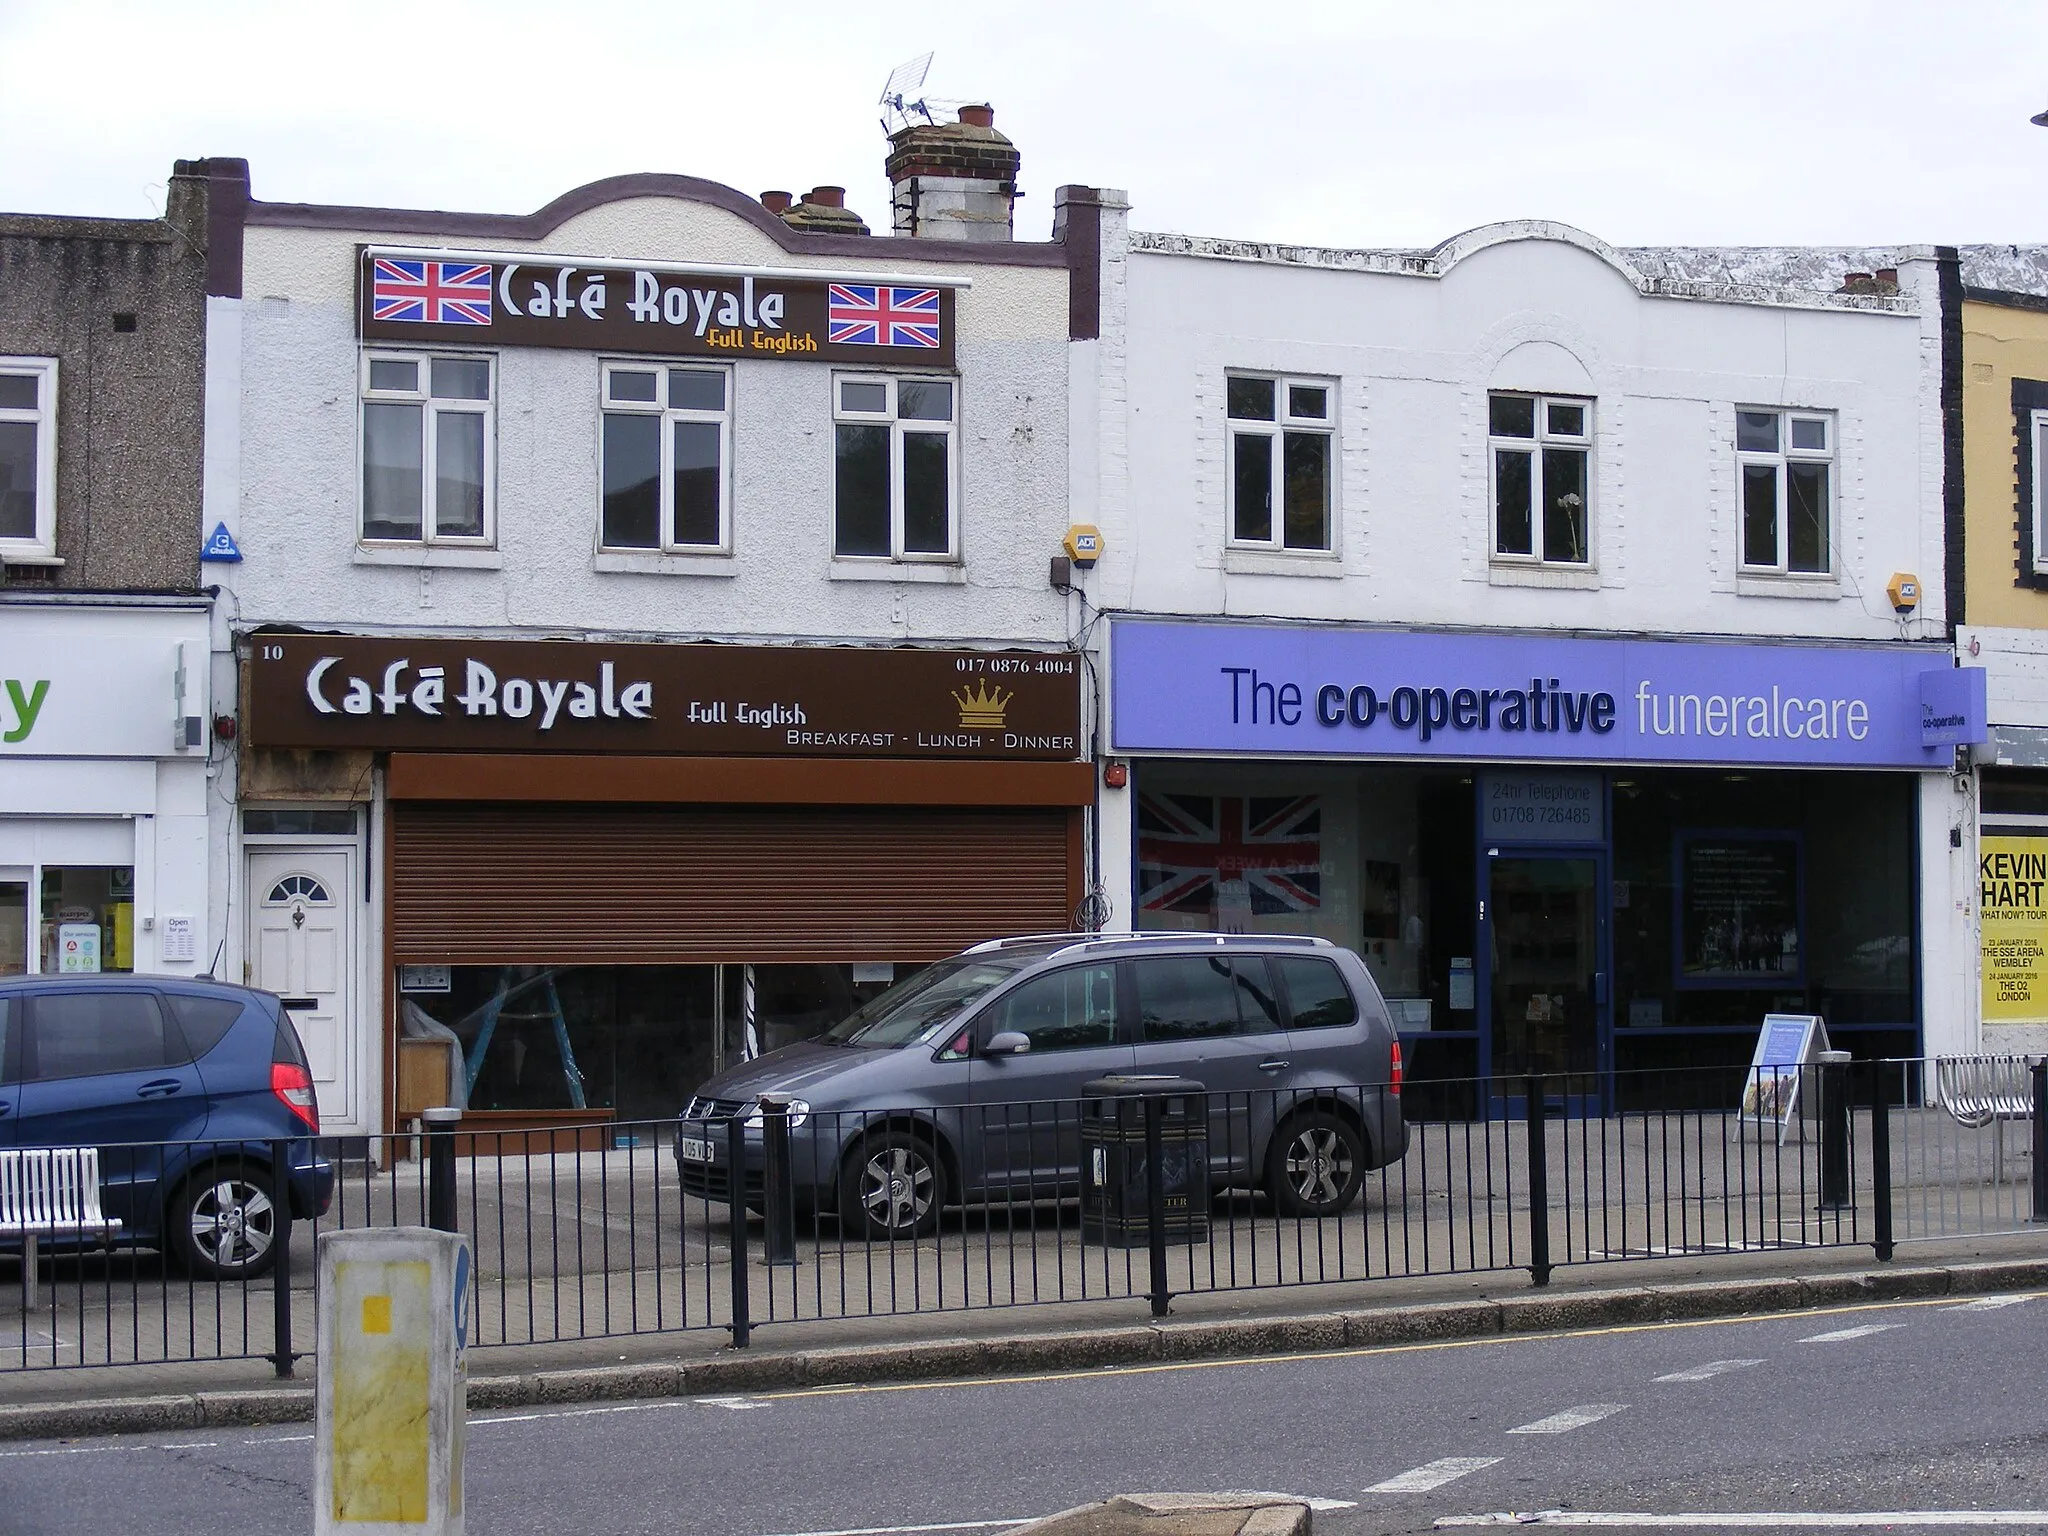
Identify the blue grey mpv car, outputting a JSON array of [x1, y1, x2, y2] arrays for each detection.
[[675, 932, 1408, 1240], [0, 974, 334, 1279]]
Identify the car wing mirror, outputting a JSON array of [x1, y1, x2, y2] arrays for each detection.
[[982, 1031, 1032, 1058]]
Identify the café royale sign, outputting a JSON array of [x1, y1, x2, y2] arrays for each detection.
[[358, 246, 959, 368], [246, 634, 1081, 761]]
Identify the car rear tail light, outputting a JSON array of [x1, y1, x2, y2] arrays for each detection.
[[1389, 1036, 1404, 1097], [272, 1061, 320, 1131]]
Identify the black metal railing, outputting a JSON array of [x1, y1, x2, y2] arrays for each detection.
[[2, 1057, 2041, 1373]]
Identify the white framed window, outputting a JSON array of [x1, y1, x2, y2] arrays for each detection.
[[600, 362, 731, 554], [1490, 393, 1591, 565], [2029, 410, 2048, 579], [1737, 409, 1833, 575], [1226, 373, 1334, 551], [0, 357, 58, 561], [833, 375, 958, 560], [360, 351, 494, 544]]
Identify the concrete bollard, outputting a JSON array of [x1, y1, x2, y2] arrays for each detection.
[[315, 1226, 472, 1536]]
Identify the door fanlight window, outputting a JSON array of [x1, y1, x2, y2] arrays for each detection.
[[265, 875, 333, 906]]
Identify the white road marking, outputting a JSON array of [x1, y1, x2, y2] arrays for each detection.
[[752, 1522, 1030, 1536], [0, 1445, 127, 1459], [1800, 1324, 1905, 1343], [1368, 1457, 1504, 1493], [157, 1441, 219, 1449], [1438, 1512, 2048, 1527], [697, 1395, 769, 1410], [1508, 1404, 1629, 1434], [1654, 1359, 1765, 1383], [1228, 1492, 1359, 1512], [473, 1401, 686, 1426], [1943, 1295, 2034, 1311]]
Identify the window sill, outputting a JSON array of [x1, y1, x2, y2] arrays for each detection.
[[1736, 572, 1841, 600], [1223, 548, 1344, 578], [0, 550, 63, 567], [352, 544, 504, 570], [593, 550, 737, 577], [1488, 562, 1600, 590], [829, 561, 967, 584]]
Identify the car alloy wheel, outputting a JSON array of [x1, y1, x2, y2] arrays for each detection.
[[840, 1133, 944, 1240], [173, 1163, 280, 1281], [1267, 1110, 1365, 1217]]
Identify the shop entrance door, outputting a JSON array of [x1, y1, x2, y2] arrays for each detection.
[[0, 867, 27, 975], [246, 850, 355, 1128], [1483, 851, 1607, 1116]]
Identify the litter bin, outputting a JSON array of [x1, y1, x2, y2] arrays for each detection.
[[1080, 1075, 1210, 1246]]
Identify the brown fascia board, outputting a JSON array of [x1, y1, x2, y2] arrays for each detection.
[[1962, 284, 2048, 315], [244, 171, 1069, 268]]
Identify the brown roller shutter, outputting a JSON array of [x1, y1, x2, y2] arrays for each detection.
[[390, 804, 1078, 965]]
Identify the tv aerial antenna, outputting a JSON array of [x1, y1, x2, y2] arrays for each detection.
[[879, 53, 936, 132]]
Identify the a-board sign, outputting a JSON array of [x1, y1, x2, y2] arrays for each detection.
[[1739, 1012, 1830, 1145]]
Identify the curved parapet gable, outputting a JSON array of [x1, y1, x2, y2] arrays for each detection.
[[1428, 218, 1649, 288], [1129, 219, 1918, 314], [245, 172, 1066, 268]]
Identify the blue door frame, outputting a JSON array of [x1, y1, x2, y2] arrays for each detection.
[[1478, 842, 1612, 1118]]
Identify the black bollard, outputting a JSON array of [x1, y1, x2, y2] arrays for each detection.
[[758, 1094, 798, 1267], [1818, 1050, 1852, 1211], [423, 1106, 460, 1234]]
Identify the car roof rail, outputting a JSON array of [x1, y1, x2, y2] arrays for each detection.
[[964, 930, 1337, 958], [962, 931, 1144, 954]]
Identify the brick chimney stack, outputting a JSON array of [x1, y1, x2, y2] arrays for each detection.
[[780, 185, 870, 236], [885, 104, 1020, 242]]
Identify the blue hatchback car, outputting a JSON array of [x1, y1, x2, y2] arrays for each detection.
[[0, 974, 334, 1280]]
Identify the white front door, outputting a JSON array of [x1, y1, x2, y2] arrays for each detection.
[[246, 849, 355, 1129]]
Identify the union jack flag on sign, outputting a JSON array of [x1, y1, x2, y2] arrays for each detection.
[[827, 285, 942, 348], [1137, 793, 1323, 915], [370, 259, 494, 326]]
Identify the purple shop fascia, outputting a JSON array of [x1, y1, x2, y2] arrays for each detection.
[[1104, 617, 1990, 1095], [1109, 620, 1985, 768]]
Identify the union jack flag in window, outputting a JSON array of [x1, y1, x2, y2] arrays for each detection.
[[1137, 793, 1323, 915], [827, 285, 942, 348], [370, 260, 494, 326]]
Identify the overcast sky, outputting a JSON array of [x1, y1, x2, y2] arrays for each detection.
[[4, 0, 2046, 250]]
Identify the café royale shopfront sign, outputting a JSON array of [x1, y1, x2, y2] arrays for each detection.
[[359, 246, 959, 368], [246, 634, 1081, 760]]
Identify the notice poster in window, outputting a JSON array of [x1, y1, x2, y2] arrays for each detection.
[[1981, 834, 2048, 1023], [1677, 833, 1802, 987], [1738, 1012, 1828, 1145], [56, 922, 100, 973]]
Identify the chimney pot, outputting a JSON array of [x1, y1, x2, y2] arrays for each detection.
[[760, 190, 792, 214], [1841, 271, 1873, 293], [884, 106, 1021, 242], [1874, 266, 1899, 288], [806, 185, 845, 209]]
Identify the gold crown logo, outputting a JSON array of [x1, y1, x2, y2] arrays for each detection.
[[951, 679, 1013, 728]]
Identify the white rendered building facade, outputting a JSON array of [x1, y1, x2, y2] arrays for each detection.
[[201, 155, 1090, 1142], [1057, 195, 1970, 1103]]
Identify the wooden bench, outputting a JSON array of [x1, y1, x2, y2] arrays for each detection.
[[1934, 1055, 2040, 1185], [0, 1148, 123, 1311]]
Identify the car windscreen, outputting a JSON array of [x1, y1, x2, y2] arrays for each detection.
[[820, 955, 1030, 1048]]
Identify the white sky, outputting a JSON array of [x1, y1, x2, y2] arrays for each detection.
[[3, 0, 2047, 250]]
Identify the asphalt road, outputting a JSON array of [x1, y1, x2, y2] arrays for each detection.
[[5, 1292, 2045, 1536]]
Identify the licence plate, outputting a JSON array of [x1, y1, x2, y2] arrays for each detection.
[[678, 1136, 715, 1165]]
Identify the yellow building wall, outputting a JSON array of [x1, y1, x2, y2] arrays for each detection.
[[1963, 299, 2048, 628]]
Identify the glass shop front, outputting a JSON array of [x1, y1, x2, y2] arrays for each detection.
[[1112, 618, 1962, 1115]]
